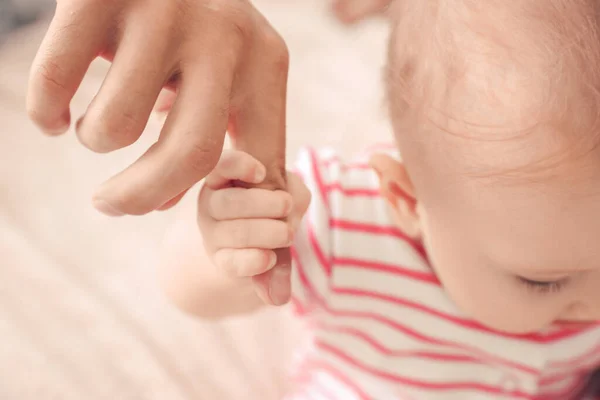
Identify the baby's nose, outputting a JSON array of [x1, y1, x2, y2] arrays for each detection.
[[559, 302, 600, 322]]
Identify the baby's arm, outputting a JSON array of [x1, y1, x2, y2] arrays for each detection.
[[159, 199, 263, 319], [158, 151, 310, 320]]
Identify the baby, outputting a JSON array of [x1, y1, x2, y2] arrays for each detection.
[[160, 1, 600, 398]]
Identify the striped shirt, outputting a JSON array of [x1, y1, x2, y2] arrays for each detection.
[[288, 146, 600, 400]]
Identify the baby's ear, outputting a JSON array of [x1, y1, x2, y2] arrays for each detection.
[[369, 154, 421, 239]]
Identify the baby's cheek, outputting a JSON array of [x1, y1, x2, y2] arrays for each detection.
[[423, 236, 550, 333], [438, 263, 553, 333]]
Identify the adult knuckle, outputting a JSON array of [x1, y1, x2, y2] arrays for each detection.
[[221, 1, 256, 41], [201, 0, 255, 52], [260, 28, 289, 71], [83, 107, 142, 152], [34, 60, 70, 95], [105, 111, 141, 146], [181, 140, 222, 178], [229, 10, 255, 46]]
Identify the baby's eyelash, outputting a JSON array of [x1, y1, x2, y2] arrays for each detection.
[[518, 278, 569, 294]]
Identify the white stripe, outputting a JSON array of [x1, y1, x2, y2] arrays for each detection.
[[330, 169, 379, 190], [316, 314, 479, 361], [316, 332, 528, 388], [330, 193, 397, 226], [291, 149, 334, 309], [315, 351, 514, 400], [328, 290, 546, 372], [332, 230, 429, 273]]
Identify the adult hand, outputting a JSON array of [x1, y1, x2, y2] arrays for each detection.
[[27, 0, 291, 305], [332, 0, 392, 24]]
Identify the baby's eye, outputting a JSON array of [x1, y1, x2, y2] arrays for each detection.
[[518, 277, 569, 294]]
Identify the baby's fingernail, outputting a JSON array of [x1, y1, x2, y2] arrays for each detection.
[[284, 198, 294, 216], [253, 285, 271, 305], [254, 166, 266, 182], [93, 199, 125, 217], [269, 265, 291, 306], [286, 227, 295, 247], [267, 252, 277, 269]]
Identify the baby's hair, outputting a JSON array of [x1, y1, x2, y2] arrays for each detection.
[[386, 0, 600, 179]]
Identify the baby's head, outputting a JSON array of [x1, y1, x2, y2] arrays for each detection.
[[373, 0, 600, 333]]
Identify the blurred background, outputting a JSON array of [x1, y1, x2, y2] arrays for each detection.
[[0, 0, 391, 398]]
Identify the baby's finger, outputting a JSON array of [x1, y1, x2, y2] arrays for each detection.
[[211, 219, 292, 250], [208, 188, 292, 220], [154, 89, 177, 114], [213, 248, 277, 278], [204, 150, 267, 190]]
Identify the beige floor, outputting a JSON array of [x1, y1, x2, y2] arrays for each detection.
[[0, 2, 391, 399]]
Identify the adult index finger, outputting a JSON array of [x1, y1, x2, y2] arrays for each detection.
[[229, 21, 291, 306]]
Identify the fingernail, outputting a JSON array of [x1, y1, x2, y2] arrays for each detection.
[[267, 252, 277, 269], [284, 198, 294, 216], [253, 284, 271, 305], [269, 265, 291, 306], [93, 199, 125, 217]]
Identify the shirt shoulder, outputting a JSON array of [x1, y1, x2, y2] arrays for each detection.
[[290, 144, 431, 316]]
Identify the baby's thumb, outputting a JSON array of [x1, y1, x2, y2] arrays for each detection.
[[251, 250, 292, 306]]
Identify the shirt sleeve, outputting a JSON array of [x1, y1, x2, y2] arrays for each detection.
[[289, 147, 339, 317]]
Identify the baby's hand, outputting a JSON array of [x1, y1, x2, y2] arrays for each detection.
[[198, 151, 311, 305]]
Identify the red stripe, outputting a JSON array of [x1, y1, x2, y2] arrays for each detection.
[[308, 148, 330, 210], [330, 218, 427, 260], [325, 183, 379, 196], [317, 302, 539, 375], [308, 219, 331, 277], [320, 158, 371, 171], [333, 257, 439, 285], [292, 247, 325, 307], [317, 340, 531, 398], [318, 323, 482, 364], [333, 286, 586, 344], [291, 294, 307, 316], [309, 360, 371, 400]]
